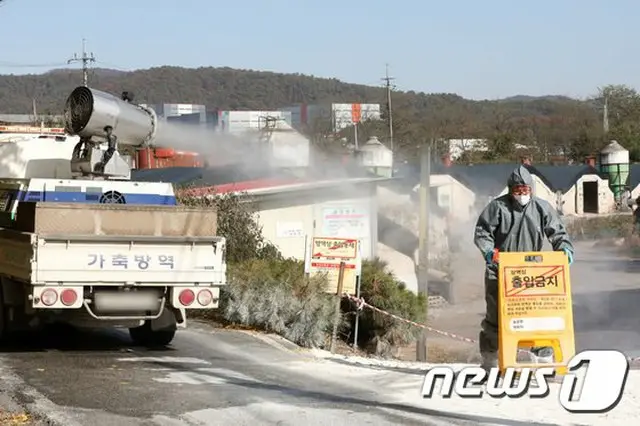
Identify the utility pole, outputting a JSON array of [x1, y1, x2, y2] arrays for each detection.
[[416, 141, 431, 362], [382, 64, 395, 153], [68, 38, 96, 87], [603, 95, 610, 134]]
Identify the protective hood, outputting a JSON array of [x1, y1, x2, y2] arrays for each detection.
[[474, 163, 574, 281], [507, 165, 534, 188]]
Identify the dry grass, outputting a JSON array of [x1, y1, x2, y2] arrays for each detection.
[[0, 412, 35, 425], [566, 214, 633, 240]]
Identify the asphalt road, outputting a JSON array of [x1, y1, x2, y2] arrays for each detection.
[[569, 242, 640, 358], [0, 322, 558, 426], [0, 241, 637, 425], [436, 240, 640, 359]]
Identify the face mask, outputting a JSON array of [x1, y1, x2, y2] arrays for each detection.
[[514, 194, 530, 206]]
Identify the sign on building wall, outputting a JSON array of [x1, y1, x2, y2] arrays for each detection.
[[321, 207, 369, 238], [276, 221, 304, 238]]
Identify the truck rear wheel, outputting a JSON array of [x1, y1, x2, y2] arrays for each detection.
[[129, 321, 175, 347]]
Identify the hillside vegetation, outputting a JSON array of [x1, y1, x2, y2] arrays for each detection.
[[2, 67, 640, 162]]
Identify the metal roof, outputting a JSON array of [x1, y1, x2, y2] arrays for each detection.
[[600, 140, 628, 154], [395, 162, 600, 194], [529, 164, 599, 192], [131, 164, 296, 187], [629, 164, 640, 188]]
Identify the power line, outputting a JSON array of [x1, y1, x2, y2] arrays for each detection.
[[67, 38, 96, 87], [381, 63, 395, 152]]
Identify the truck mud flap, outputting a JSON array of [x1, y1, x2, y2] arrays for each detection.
[[83, 297, 167, 321], [150, 308, 178, 331]]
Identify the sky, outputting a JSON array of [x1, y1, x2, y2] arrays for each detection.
[[0, 0, 638, 100]]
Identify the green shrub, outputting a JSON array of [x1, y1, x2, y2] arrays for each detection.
[[566, 214, 633, 240], [176, 189, 281, 263], [223, 258, 334, 347], [345, 258, 427, 357]]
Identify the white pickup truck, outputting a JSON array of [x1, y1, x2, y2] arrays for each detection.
[[0, 201, 226, 346]]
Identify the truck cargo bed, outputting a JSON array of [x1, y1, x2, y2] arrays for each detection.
[[0, 229, 226, 285], [15, 202, 217, 236]]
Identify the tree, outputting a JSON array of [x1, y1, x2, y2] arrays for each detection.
[[596, 84, 640, 160], [0, 66, 629, 163]]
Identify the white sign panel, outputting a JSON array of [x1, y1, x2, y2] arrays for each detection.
[[276, 221, 304, 238], [321, 207, 369, 238]]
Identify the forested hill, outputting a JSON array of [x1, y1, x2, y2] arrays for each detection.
[[0, 66, 631, 162]]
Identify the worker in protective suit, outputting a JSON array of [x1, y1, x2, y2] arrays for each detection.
[[474, 165, 574, 371], [633, 196, 640, 235]]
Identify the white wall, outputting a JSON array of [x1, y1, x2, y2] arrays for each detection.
[[532, 176, 555, 205], [256, 204, 313, 260], [431, 174, 477, 223], [562, 175, 616, 215], [409, 174, 477, 223], [254, 184, 378, 261]]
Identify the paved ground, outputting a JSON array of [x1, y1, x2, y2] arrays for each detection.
[[0, 240, 638, 425], [0, 323, 518, 426], [422, 240, 640, 360]]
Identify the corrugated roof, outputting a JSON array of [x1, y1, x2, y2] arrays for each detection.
[[130, 165, 296, 188], [532, 164, 599, 192], [131, 167, 204, 184], [132, 161, 609, 195], [444, 164, 518, 195], [131, 157, 382, 189], [630, 164, 640, 188], [394, 162, 603, 194], [428, 163, 554, 195]]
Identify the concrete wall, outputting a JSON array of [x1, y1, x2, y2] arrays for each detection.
[[430, 174, 477, 223], [256, 204, 312, 260], [254, 183, 378, 262], [563, 175, 616, 215], [407, 174, 477, 223]]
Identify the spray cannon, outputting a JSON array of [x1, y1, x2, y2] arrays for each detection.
[[64, 86, 158, 178]]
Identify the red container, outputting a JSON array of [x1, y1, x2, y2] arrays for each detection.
[[136, 148, 154, 169], [136, 147, 202, 169], [154, 148, 175, 158], [173, 151, 202, 167]]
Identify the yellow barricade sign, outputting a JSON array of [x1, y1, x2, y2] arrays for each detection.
[[306, 236, 360, 295], [498, 251, 576, 375]]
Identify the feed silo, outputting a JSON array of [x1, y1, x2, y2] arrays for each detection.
[[599, 140, 630, 202]]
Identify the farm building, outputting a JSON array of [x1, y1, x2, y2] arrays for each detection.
[[400, 162, 557, 219], [132, 164, 383, 260], [396, 157, 618, 217], [533, 164, 615, 215], [131, 162, 453, 296], [629, 164, 640, 200]]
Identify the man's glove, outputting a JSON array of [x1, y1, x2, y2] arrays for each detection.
[[562, 248, 574, 265], [484, 248, 499, 266]]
